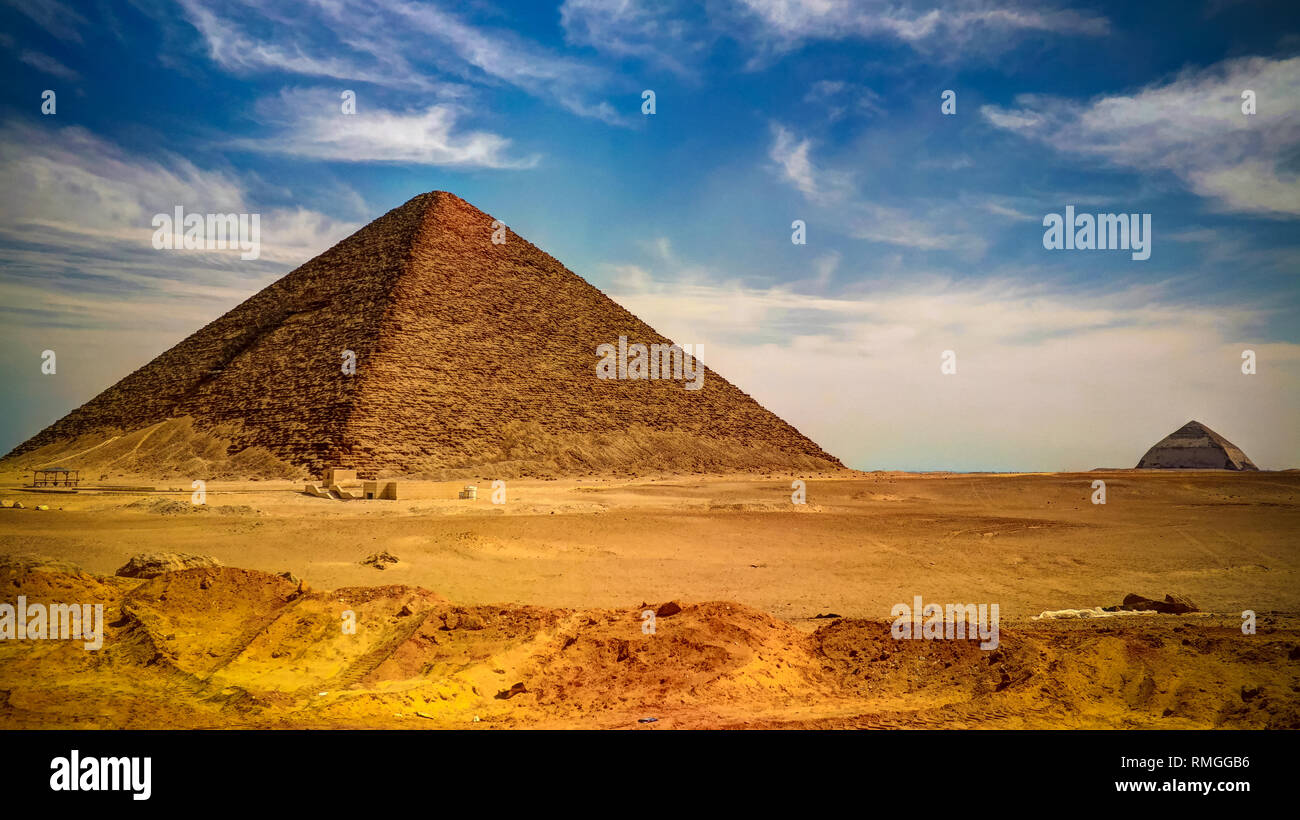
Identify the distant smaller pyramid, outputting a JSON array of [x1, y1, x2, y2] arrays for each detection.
[[1136, 421, 1258, 470]]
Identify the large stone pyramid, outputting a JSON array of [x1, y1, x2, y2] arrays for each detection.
[[5, 192, 841, 476], [1136, 420, 1258, 470]]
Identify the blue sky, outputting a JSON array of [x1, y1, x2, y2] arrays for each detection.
[[1, 0, 1297, 470]]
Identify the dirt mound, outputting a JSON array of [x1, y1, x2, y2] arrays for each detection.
[[1, 418, 301, 481], [126, 498, 201, 515], [0, 563, 1296, 729], [0, 553, 86, 577], [0, 554, 130, 605]]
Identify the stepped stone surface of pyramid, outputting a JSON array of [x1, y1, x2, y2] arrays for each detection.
[[5, 192, 842, 476], [1136, 420, 1258, 470]]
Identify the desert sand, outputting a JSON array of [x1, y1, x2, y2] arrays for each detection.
[[1, 469, 1296, 729]]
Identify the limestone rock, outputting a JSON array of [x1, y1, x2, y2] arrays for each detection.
[[116, 552, 223, 579]]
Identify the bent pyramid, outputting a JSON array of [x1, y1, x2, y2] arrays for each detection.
[[5, 192, 842, 477], [1136, 420, 1258, 470]]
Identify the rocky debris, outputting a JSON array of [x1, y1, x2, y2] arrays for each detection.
[[0, 553, 84, 574], [656, 601, 683, 618], [441, 610, 485, 630], [278, 571, 301, 585], [1108, 593, 1200, 614], [360, 551, 399, 570], [126, 498, 203, 515], [495, 682, 528, 700], [213, 505, 259, 516], [813, 612, 843, 619], [115, 552, 223, 579]]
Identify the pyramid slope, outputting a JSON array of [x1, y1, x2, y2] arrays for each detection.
[[1136, 420, 1258, 470], [5, 192, 842, 476]]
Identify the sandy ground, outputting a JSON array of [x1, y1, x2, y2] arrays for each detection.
[[0, 470, 1297, 729]]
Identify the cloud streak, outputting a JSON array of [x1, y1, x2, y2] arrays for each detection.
[[173, 0, 627, 124], [982, 56, 1300, 217], [238, 89, 539, 169], [605, 260, 1299, 471]]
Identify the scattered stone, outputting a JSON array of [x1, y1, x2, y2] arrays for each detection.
[[278, 571, 301, 585], [1165, 593, 1198, 612], [495, 682, 528, 700], [115, 552, 223, 579], [656, 601, 683, 617], [126, 498, 204, 515], [638, 717, 658, 724], [1240, 686, 1262, 703], [396, 604, 414, 617], [813, 612, 842, 619], [361, 551, 399, 570], [213, 504, 258, 516], [1119, 593, 1199, 614]]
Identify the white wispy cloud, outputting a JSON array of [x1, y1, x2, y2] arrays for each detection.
[[560, 0, 1108, 69], [237, 89, 538, 169], [0, 118, 371, 450], [17, 50, 79, 80], [559, 0, 712, 77], [172, 0, 627, 125], [0, 120, 360, 301], [734, 0, 1110, 47], [603, 257, 1300, 470], [981, 55, 1300, 217], [766, 123, 978, 251], [2, 0, 88, 42], [768, 124, 821, 199]]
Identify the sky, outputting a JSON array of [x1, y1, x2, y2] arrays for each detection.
[[0, 0, 1297, 471]]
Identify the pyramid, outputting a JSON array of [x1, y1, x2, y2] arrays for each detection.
[[5, 192, 842, 477], [1136, 421, 1258, 470]]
